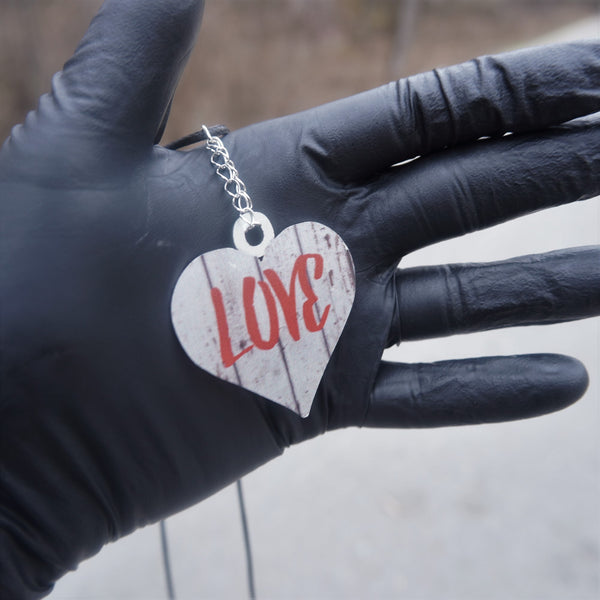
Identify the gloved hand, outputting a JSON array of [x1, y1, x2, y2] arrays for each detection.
[[1, 1, 599, 597]]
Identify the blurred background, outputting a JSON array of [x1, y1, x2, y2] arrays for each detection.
[[2, 1, 599, 599], [1, 0, 598, 141]]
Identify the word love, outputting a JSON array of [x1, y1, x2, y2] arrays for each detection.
[[212, 253, 330, 368], [171, 222, 355, 417]]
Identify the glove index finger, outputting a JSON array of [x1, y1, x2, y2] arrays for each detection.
[[308, 41, 600, 183], [57, 0, 204, 147]]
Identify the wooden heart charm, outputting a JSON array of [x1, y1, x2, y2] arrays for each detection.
[[171, 222, 355, 417]]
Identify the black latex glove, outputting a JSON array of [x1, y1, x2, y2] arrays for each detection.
[[1, 1, 599, 597]]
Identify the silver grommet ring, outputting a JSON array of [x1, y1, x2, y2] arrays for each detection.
[[232, 212, 275, 257]]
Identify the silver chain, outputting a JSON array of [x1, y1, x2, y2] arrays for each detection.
[[202, 125, 255, 225]]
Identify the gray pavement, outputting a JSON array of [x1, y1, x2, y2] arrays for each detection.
[[52, 17, 600, 600]]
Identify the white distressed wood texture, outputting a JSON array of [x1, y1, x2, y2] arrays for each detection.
[[171, 222, 355, 417]]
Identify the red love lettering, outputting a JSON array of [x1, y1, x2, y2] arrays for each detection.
[[243, 277, 279, 350], [298, 253, 330, 332], [210, 287, 254, 368], [264, 253, 330, 338], [211, 253, 331, 368]]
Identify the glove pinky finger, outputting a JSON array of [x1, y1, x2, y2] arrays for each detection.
[[365, 354, 588, 428]]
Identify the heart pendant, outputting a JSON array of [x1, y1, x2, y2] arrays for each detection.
[[171, 222, 355, 417]]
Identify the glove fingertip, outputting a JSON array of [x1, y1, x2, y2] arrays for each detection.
[[534, 353, 589, 412]]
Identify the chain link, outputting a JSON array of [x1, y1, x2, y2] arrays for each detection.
[[202, 125, 255, 225]]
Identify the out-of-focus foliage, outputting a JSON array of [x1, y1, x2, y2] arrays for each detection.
[[0, 0, 596, 143]]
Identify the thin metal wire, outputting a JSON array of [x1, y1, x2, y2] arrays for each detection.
[[237, 480, 257, 600], [160, 520, 176, 600]]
